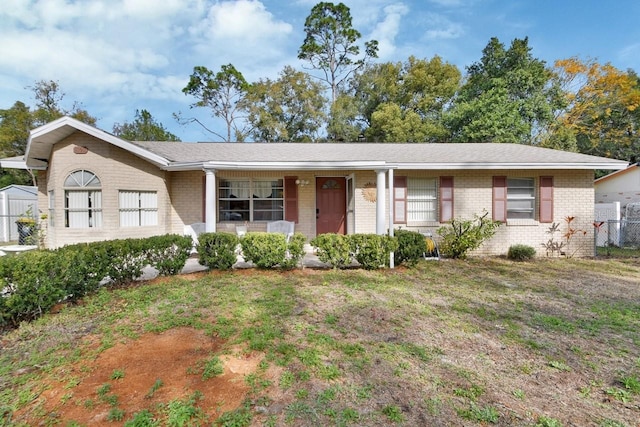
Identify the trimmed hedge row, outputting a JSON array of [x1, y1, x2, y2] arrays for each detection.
[[0, 234, 192, 327], [0, 229, 431, 327], [311, 232, 417, 270], [198, 231, 420, 271], [197, 232, 307, 270]]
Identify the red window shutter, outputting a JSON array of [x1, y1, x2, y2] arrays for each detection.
[[393, 176, 407, 223], [539, 176, 554, 223], [284, 176, 299, 223], [493, 176, 507, 222], [439, 176, 454, 222]]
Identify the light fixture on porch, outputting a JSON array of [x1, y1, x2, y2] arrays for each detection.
[[295, 179, 310, 187]]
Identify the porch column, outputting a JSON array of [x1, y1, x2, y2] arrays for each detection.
[[204, 168, 216, 233], [375, 169, 386, 235], [388, 168, 395, 269]]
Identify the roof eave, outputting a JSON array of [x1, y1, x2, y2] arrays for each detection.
[[0, 157, 31, 170], [162, 160, 629, 172], [25, 116, 171, 169], [165, 160, 390, 171], [395, 162, 629, 170]]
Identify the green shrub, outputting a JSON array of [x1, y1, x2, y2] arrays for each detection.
[[146, 234, 193, 275], [98, 238, 149, 285], [281, 232, 306, 270], [241, 232, 287, 269], [507, 244, 536, 261], [197, 232, 239, 270], [310, 233, 352, 269], [349, 234, 399, 270], [394, 229, 427, 266], [437, 212, 501, 259], [0, 234, 203, 328], [0, 250, 65, 326], [54, 243, 110, 298]]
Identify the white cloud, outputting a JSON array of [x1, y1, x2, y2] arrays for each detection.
[[197, 1, 292, 42], [370, 3, 410, 59], [421, 12, 464, 40], [427, 0, 476, 8], [184, 0, 295, 79]]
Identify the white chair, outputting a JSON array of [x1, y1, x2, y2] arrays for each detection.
[[184, 222, 206, 252], [267, 220, 295, 242], [236, 225, 247, 237]]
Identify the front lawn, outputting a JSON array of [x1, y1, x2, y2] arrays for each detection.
[[1, 257, 639, 426]]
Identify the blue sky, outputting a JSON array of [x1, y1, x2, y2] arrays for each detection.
[[1, 0, 639, 142]]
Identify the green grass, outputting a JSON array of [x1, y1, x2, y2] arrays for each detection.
[[596, 246, 640, 258], [2, 258, 640, 426]]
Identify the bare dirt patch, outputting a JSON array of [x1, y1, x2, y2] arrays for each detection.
[[18, 327, 264, 426]]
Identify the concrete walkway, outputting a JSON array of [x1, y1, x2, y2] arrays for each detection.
[[140, 246, 330, 280]]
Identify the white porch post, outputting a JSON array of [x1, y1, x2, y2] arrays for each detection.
[[375, 169, 386, 235], [204, 168, 216, 232], [388, 168, 395, 269]]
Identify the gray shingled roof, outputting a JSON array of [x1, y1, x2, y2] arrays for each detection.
[[129, 141, 628, 170], [16, 117, 630, 172]]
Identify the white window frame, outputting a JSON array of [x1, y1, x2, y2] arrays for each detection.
[[407, 177, 438, 222], [218, 178, 284, 222], [48, 190, 54, 227], [64, 170, 102, 228], [119, 191, 158, 227], [507, 178, 535, 220]]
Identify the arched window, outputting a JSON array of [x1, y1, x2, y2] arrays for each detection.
[[64, 170, 102, 228]]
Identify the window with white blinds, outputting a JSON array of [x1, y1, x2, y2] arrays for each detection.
[[507, 178, 535, 219], [119, 191, 158, 227], [64, 170, 102, 228], [218, 179, 283, 222], [407, 177, 437, 222]]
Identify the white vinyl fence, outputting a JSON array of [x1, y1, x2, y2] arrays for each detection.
[[0, 193, 38, 242], [595, 202, 621, 247]]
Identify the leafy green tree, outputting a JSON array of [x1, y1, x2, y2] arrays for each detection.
[[0, 81, 97, 186], [181, 64, 250, 142], [445, 37, 564, 144], [553, 57, 640, 161], [331, 61, 402, 140], [245, 66, 327, 142], [0, 101, 33, 158], [113, 109, 180, 141], [0, 102, 34, 186], [369, 103, 427, 142], [331, 56, 460, 142], [298, 2, 378, 105], [29, 80, 96, 127], [327, 92, 362, 141]]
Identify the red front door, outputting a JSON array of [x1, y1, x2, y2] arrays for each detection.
[[316, 177, 346, 235]]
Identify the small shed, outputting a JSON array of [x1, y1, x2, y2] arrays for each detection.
[[0, 185, 38, 242]]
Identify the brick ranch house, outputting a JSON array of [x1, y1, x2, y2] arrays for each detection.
[[1, 116, 628, 256]]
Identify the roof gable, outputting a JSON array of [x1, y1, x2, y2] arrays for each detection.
[[595, 163, 639, 184], [25, 116, 169, 170], [0, 185, 37, 196]]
